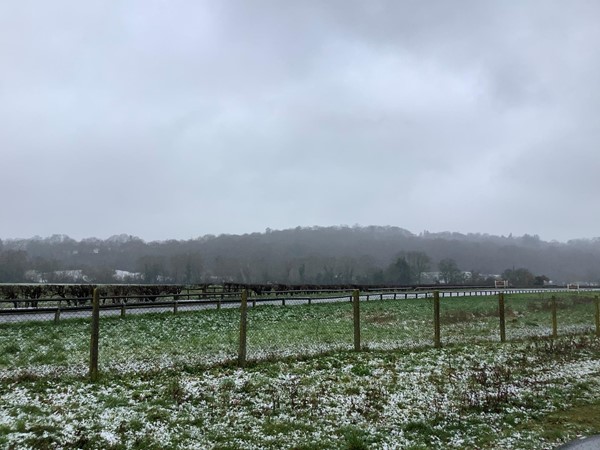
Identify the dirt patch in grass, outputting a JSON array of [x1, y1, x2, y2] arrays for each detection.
[[527, 299, 573, 312], [441, 306, 521, 325], [441, 309, 496, 325], [571, 295, 596, 306], [364, 312, 397, 325]]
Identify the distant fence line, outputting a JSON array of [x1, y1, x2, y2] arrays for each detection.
[[0, 283, 595, 322], [0, 281, 588, 303]]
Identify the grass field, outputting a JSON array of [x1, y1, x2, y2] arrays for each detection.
[[1, 292, 599, 448]]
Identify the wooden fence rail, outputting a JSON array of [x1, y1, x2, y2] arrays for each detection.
[[0, 287, 596, 323]]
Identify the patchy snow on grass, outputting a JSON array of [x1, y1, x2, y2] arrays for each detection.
[[1, 294, 600, 448], [1, 336, 600, 449]]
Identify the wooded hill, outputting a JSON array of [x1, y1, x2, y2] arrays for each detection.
[[1, 226, 599, 285]]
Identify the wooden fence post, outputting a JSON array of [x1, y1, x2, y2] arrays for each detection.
[[498, 293, 506, 343], [120, 302, 126, 318], [238, 289, 248, 367], [54, 307, 61, 323], [595, 295, 600, 338], [551, 295, 558, 338], [433, 290, 441, 348], [89, 288, 100, 382], [173, 300, 178, 314], [353, 290, 361, 352]]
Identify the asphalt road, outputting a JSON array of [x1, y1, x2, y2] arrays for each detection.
[[0, 288, 592, 324], [557, 435, 600, 449]]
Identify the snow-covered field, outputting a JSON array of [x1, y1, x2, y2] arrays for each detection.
[[1, 294, 599, 448]]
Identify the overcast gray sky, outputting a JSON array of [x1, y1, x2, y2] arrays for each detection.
[[2, 1, 599, 242]]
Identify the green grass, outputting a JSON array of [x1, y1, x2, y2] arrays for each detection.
[[1, 292, 598, 377], [531, 399, 600, 440]]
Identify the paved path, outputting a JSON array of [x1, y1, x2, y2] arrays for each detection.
[[1, 288, 597, 324], [557, 435, 600, 449]]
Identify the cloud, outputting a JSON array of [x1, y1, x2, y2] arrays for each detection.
[[1, 1, 599, 241]]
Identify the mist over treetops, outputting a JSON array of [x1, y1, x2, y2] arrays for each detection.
[[1, 226, 599, 285]]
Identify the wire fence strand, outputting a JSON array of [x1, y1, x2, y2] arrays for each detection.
[[0, 285, 599, 380]]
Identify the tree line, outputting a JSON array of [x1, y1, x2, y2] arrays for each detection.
[[1, 226, 599, 286]]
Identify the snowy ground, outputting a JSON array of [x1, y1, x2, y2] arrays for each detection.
[[1, 337, 600, 449], [1, 293, 600, 448]]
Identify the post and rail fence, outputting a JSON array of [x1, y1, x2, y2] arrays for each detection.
[[0, 284, 581, 324], [1, 283, 599, 380]]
